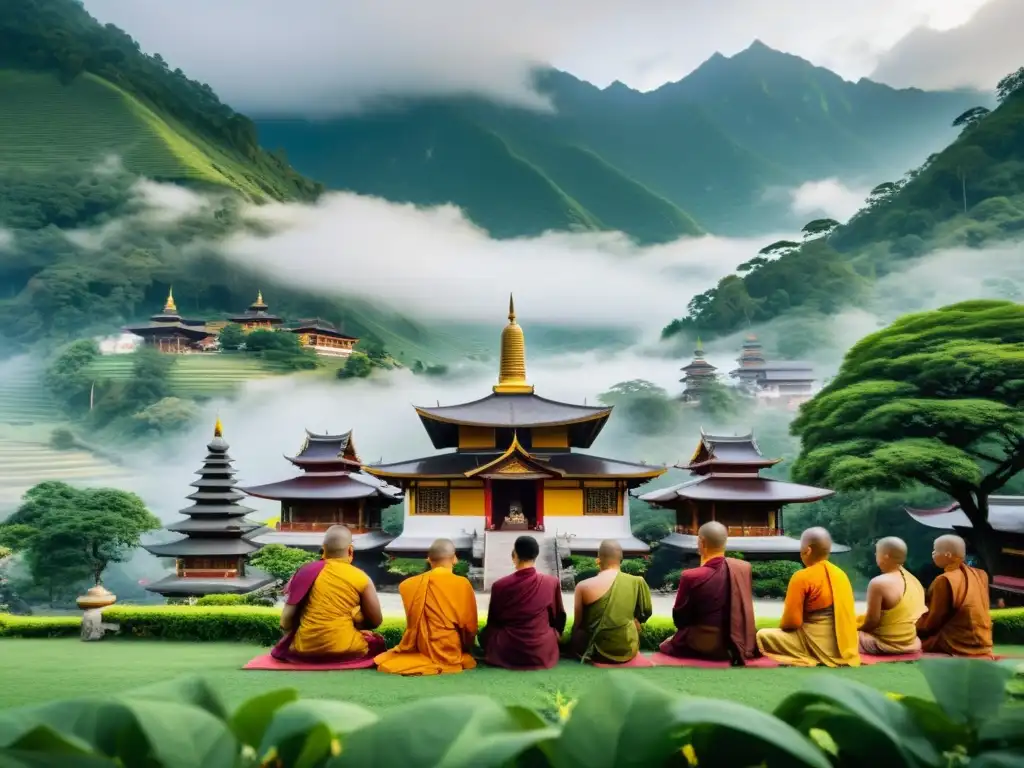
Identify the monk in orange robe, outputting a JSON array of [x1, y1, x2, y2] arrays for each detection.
[[756, 527, 860, 667], [916, 534, 993, 657], [375, 538, 478, 675], [273, 525, 386, 663], [660, 521, 758, 664]]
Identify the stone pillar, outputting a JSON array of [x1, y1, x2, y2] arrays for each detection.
[[77, 585, 119, 642]]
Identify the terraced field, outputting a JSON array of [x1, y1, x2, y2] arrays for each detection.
[[0, 70, 292, 200], [0, 358, 130, 513], [84, 354, 284, 397]]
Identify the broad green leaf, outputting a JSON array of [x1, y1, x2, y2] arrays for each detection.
[[774, 676, 939, 767], [6, 725, 96, 756], [978, 708, 1024, 749], [0, 701, 147, 762], [259, 700, 378, 768], [331, 696, 557, 768], [898, 696, 972, 754], [677, 699, 832, 768], [0, 750, 116, 768], [229, 688, 299, 748], [918, 657, 1014, 729], [122, 676, 229, 722], [968, 751, 1024, 768], [121, 699, 239, 768]]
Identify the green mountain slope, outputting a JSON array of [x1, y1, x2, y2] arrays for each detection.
[[661, 85, 1024, 339], [1, 0, 319, 202], [256, 45, 984, 239]]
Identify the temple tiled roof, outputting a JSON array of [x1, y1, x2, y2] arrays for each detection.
[[640, 476, 833, 504]]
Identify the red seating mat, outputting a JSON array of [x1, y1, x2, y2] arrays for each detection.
[[592, 654, 656, 668], [649, 653, 779, 668], [243, 653, 376, 671]]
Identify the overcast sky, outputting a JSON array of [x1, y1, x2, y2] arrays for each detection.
[[82, 0, 1015, 115]]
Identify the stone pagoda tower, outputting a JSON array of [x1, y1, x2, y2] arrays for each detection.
[[679, 338, 719, 402], [144, 418, 273, 597]]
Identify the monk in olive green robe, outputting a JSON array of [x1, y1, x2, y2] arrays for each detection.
[[568, 540, 653, 663]]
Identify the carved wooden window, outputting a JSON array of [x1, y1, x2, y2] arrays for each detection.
[[416, 487, 450, 515], [584, 487, 618, 515]]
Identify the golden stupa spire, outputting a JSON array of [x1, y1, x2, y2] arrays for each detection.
[[214, 415, 223, 438], [255, 290, 265, 305], [163, 287, 177, 314], [493, 293, 534, 394]]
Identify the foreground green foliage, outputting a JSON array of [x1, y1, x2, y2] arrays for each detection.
[[0, 658, 1019, 767], [790, 300, 1024, 572]]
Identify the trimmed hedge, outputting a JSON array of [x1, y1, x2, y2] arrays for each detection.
[[3, 607, 1023, 648]]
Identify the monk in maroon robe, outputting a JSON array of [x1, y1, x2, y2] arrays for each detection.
[[480, 535, 566, 670], [660, 521, 758, 665]]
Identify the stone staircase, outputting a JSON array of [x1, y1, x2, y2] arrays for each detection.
[[482, 531, 558, 591]]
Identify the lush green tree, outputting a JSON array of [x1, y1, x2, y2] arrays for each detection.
[[44, 339, 99, 413], [0, 482, 160, 597], [789, 300, 1024, 572], [800, 218, 840, 239], [131, 397, 199, 436], [243, 330, 319, 371], [247, 544, 317, 583], [336, 351, 373, 380], [599, 380, 678, 435], [996, 66, 1024, 102], [217, 323, 246, 351], [952, 106, 991, 130]]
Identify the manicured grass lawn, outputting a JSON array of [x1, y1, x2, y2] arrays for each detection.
[[5, 640, 1020, 713]]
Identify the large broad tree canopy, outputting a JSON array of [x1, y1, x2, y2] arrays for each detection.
[[790, 300, 1024, 510]]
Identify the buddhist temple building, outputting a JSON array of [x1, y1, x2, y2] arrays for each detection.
[[362, 295, 666, 575], [243, 430, 402, 574], [286, 319, 359, 357], [229, 291, 284, 332], [124, 288, 214, 353], [905, 496, 1024, 603], [729, 333, 816, 408], [639, 430, 841, 560], [143, 419, 273, 596], [679, 338, 718, 403]]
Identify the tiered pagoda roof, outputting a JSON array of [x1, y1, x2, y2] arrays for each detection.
[[229, 291, 284, 325], [125, 288, 213, 341], [640, 430, 841, 555], [143, 419, 273, 596], [680, 338, 718, 398], [728, 334, 814, 384]]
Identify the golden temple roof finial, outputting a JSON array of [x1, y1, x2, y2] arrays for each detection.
[[695, 336, 704, 352], [493, 293, 534, 395], [164, 286, 177, 314], [256, 290, 264, 304], [214, 415, 223, 438]]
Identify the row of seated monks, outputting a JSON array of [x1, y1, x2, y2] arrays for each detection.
[[270, 521, 994, 674]]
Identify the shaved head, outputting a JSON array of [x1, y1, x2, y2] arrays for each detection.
[[322, 525, 353, 557], [876, 536, 908, 564], [698, 521, 728, 552], [598, 539, 623, 566], [934, 534, 967, 559], [800, 527, 833, 563], [427, 538, 457, 565]]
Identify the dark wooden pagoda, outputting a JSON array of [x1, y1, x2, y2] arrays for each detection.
[[243, 430, 403, 561], [143, 419, 273, 597], [124, 288, 213, 353], [639, 429, 841, 560], [680, 338, 718, 402], [905, 496, 1024, 604], [229, 291, 284, 331]]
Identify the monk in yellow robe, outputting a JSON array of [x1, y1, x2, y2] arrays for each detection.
[[273, 526, 386, 663], [756, 527, 860, 667], [568, 539, 653, 664], [916, 534, 993, 657], [375, 538, 478, 675], [857, 536, 926, 654]]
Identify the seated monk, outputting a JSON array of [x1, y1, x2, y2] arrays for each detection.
[[568, 539, 653, 664], [272, 525, 386, 663], [756, 527, 860, 667], [480, 535, 566, 670], [857, 536, 926, 655], [916, 534, 993, 657], [375, 538, 478, 675], [659, 521, 757, 664]]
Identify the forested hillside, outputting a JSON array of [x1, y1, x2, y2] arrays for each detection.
[[257, 43, 983, 240], [662, 67, 1024, 339]]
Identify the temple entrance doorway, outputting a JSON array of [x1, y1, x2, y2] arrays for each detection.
[[490, 480, 539, 530]]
